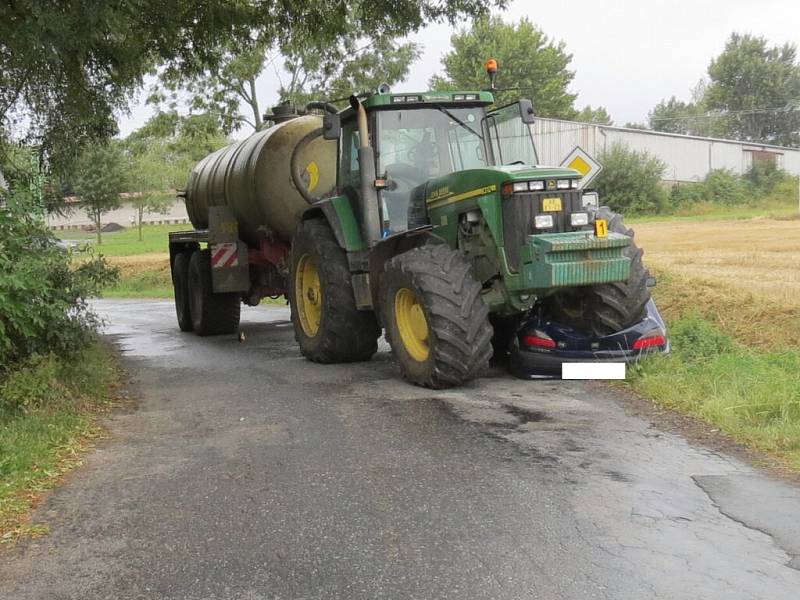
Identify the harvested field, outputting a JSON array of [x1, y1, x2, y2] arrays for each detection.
[[634, 217, 800, 350]]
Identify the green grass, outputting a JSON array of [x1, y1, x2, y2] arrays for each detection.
[[627, 315, 800, 470], [58, 223, 186, 256], [628, 201, 799, 224], [103, 267, 174, 299], [0, 344, 119, 542]]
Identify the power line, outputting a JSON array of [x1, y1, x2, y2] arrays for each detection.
[[649, 104, 800, 122]]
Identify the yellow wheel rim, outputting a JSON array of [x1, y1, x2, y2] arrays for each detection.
[[394, 287, 430, 362], [295, 254, 322, 337]]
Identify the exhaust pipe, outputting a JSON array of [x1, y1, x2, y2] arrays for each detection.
[[349, 95, 381, 247]]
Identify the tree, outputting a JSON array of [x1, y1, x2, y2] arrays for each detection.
[[128, 154, 173, 242], [429, 17, 577, 117], [279, 35, 422, 108], [124, 111, 230, 240], [0, 147, 116, 371], [703, 33, 800, 146], [73, 143, 128, 245], [1, 1, 500, 170], [575, 105, 612, 125], [152, 29, 421, 134], [151, 42, 273, 133], [648, 96, 700, 134]]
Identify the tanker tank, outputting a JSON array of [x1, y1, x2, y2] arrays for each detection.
[[184, 115, 336, 245]]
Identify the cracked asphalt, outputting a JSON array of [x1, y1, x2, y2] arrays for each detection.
[[2, 299, 800, 599]]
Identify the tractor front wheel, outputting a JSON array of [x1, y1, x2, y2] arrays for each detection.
[[381, 245, 492, 389], [545, 207, 651, 336]]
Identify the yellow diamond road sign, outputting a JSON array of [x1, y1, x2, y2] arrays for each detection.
[[560, 146, 603, 189]]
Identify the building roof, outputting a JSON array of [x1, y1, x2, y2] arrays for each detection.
[[533, 116, 800, 152]]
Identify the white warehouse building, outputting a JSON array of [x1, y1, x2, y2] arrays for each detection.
[[530, 117, 800, 183]]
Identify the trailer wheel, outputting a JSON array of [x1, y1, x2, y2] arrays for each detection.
[[381, 245, 493, 389], [188, 249, 241, 336], [545, 207, 651, 336], [290, 219, 380, 362], [172, 252, 193, 332]]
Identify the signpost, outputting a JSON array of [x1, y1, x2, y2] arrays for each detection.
[[560, 146, 603, 190]]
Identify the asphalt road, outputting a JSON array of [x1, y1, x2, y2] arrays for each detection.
[[2, 299, 800, 600]]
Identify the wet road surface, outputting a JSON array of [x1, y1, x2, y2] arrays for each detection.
[[2, 299, 800, 599]]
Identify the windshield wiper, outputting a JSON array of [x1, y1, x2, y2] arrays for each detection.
[[434, 104, 484, 142]]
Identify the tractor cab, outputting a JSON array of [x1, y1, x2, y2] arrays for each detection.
[[334, 91, 539, 235]]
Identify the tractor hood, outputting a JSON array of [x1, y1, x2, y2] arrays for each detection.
[[423, 165, 581, 205]]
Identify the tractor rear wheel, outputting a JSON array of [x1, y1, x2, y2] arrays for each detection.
[[172, 252, 193, 332], [289, 218, 380, 363], [381, 245, 492, 389], [545, 207, 651, 336], [188, 249, 241, 336]]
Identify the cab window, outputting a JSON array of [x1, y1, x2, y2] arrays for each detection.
[[339, 121, 361, 192], [487, 103, 538, 166]]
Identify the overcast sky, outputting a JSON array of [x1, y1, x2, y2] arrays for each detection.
[[117, 0, 799, 138]]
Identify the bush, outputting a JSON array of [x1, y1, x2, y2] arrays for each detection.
[[595, 142, 668, 214], [668, 166, 794, 211], [669, 181, 707, 208], [703, 169, 750, 205], [0, 149, 118, 372], [745, 161, 791, 195], [764, 178, 800, 204], [0, 354, 65, 414]]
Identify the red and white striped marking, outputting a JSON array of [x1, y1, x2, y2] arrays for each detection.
[[211, 243, 238, 268]]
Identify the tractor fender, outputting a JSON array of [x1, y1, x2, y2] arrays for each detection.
[[301, 202, 347, 250], [368, 227, 445, 313]]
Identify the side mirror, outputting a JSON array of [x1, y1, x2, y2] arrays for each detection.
[[322, 114, 341, 140], [518, 99, 535, 124]]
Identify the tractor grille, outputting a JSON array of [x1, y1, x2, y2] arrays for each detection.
[[502, 190, 584, 272]]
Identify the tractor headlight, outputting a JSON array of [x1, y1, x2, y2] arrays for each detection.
[[529, 180, 545, 191], [556, 179, 570, 190], [534, 215, 554, 229], [571, 179, 579, 189], [513, 181, 529, 193], [570, 212, 589, 227]]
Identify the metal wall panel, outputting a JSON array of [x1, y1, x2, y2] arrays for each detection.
[[530, 117, 800, 183]]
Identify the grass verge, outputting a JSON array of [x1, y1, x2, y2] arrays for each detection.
[[58, 223, 186, 257], [626, 315, 800, 470], [0, 343, 121, 544], [102, 254, 173, 299]]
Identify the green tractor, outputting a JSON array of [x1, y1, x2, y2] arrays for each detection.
[[289, 89, 649, 388]]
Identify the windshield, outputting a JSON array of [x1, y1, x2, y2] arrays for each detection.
[[377, 107, 488, 183], [376, 107, 489, 234]]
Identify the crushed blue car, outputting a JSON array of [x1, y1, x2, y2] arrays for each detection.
[[508, 299, 669, 379]]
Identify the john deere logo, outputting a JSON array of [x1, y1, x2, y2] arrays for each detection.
[[547, 180, 556, 190]]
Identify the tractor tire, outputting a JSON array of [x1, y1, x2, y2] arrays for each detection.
[[381, 244, 493, 389], [172, 252, 193, 332], [545, 207, 651, 336], [187, 249, 241, 336], [289, 218, 380, 363]]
